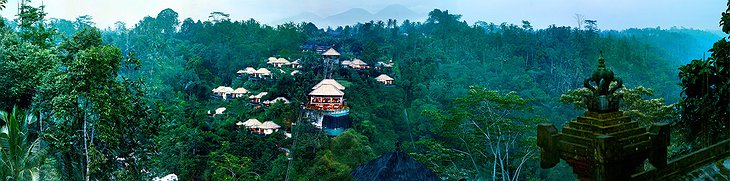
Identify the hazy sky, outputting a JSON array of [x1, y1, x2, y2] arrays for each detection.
[[0, 0, 726, 30]]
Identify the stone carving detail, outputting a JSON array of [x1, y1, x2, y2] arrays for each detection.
[[583, 51, 623, 113], [538, 52, 669, 180]]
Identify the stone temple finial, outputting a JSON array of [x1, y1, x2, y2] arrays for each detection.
[[538, 51, 670, 180], [597, 51, 606, 69], [583, 51, 623, 112]]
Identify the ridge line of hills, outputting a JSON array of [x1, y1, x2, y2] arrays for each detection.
[[272, 4, 426, 27]]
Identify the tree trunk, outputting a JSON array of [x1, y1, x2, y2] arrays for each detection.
[[84, 101, 90, 181]]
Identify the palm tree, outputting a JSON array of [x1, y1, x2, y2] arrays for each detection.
[[0, 0, 7, 10], [0, 107, 47, 181]]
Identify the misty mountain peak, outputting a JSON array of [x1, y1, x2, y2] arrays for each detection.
[[376, 4, 418, 19]]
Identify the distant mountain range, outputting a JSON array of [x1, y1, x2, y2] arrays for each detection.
[[273, 4, 426, 28]]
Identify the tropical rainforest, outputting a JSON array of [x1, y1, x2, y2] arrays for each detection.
[[0, 0, 728, 180]]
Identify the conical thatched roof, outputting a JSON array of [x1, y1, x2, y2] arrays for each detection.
[[245, 67, 257, 74], [351, 152, 440, 181], [212, 86, 234, 93], [258, 121, 281, 129], [375, 74, 394, 81], [255, 68, 271, 75], [242, 119, 262, 127], [214, 107, 226, 115], [267, 57, 291, 64], [309, 84, 345, 96], [278, 58, 291, 64], [351, 59, 367, 65], [258, 92, 268, 98], [312, 79, 345, 90], [322, 48, 341, 56], [249, 92, 268, 99], [232, 88, 249, 94]]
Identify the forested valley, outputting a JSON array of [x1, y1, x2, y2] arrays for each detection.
[[0, 0, 728, 180]]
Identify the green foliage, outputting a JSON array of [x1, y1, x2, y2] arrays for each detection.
[[361, 40, 381, 64], [331, 130, 376, 168], [156, 8, 179, 35], [152, 122, 206, 179], [0, 30, 57, 111], [16, 1, 54, 48], [209, 12, 230, 23], [677, 0, 730, 148], [722, 0, 730, 34], [419, 86, 542, 180], [97, 7, 699, 180], [287, 123, 330, 180], [560, 86, 677, 126], [0, 3, 713, 180], [182, 56, 216, 100], [48, 18, 76, 41], [612, 28, 721, 66], [0, 0, 7, 10], [206, 142, 259, 180], [0, 107, 47, 180], [74, 15, 94, 29], [410, 138, 471, 179], [307, 150, 354, 181], [34, 27, 158, 180]]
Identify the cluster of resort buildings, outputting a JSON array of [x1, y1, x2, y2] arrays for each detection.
[[236, 118, 282, 136], [236, 67, 272, 79], [207, 56, 301, 137], [211, 86, 249, 100], [341, 58, 393, 70], [210, 86, 285, 105], [208, 47, 396, 137], [234, 57, 302, 80], [303, 48, 396, 136], [266, 57, 302, 68], [337, 51, 395, 86]]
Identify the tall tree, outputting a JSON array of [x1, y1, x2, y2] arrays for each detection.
[[16, 0, 54, 48], [156, 8, 179, 35], [208, 11, 230, 23], [206, 142, 258, 180], [74, 15, 94, 29], [331, 130, 376, 169], [0, 29, 57, 111], [35, 27, 158, 180], [0, 1, 56, 112], [421, 86, 542, 180]]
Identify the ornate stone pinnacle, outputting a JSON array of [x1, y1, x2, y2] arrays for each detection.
[[537, 51, 670, 180], [597, 51, 606, 69], [583, 51, 623, 113]]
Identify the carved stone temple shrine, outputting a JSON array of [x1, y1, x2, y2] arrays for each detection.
[[537, 53, 670, 180]]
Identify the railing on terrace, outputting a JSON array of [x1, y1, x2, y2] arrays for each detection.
[[305, 103, 349, 116], [306, 101, 347, 110], [305, 104, 348, 111]]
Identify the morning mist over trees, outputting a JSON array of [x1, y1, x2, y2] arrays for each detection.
[[0, 0, 728, 180]]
